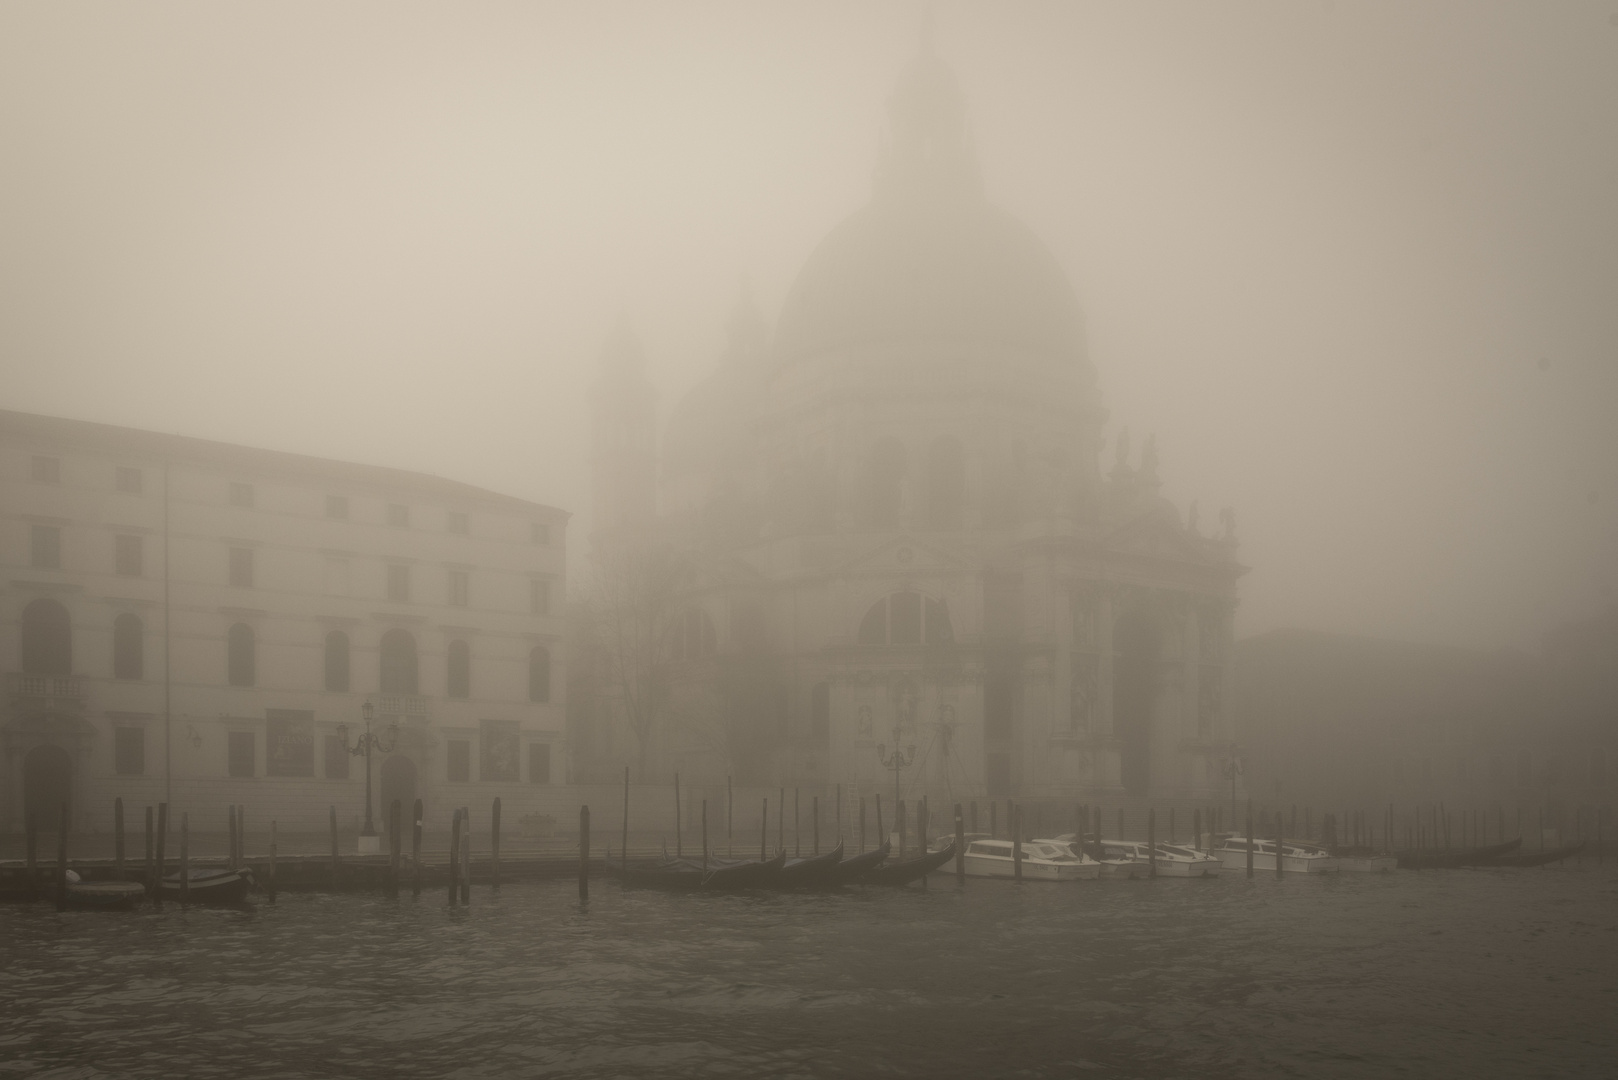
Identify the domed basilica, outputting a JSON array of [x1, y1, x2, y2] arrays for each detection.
[[579, 49, 1244, 806]]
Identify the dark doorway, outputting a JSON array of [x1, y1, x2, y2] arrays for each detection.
[[21, 598, 72, 675], [1113, 610, 1161, 797], [379, 755, 418, 834], [24, 743, 73, 829]]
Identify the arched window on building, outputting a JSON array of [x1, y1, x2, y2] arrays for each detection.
[[447, 639, 471, 699], [227, 623, 255, 687], [113, 613, 143, 680], [925, 435, 965, 529], [863, 438, 906, 528], [21, 597, 72, 675], [324, 631, 350, 692], [857, 592, 954, 645], [529, 646, 551, 703], [379, 629, 418, 695]]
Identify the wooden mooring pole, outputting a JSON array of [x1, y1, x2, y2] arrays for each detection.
[[1013, 805, 1024, 883], [813, 795, 820, 856], [154, 803, 168, 907], [622, 766, 630, 872], [794, 787, 800, 857], [412, 798, 423, 898], [1275, 816, 1285, 880], [460, 807, 471, 904], [898, 799, 906, 859], [491, 796, 502, 888], [760, 798, 768, 861], [675, 772, 682, 859], [55, 803, 69, 911], [179, 811, 190, 905], [25, 812, 38, 901], [859, 796, 866, 854], [388, 800, 401, 897], [702, 799, 708, 875], [919, 798, 929, 854], [727, 776, 734, 857], [875, 794, 884, 847], [579, 805, 590, 905], [954, 803, 965, 884], [269, 820, 278, 902], [448, 807, 461, 905], [778, 787, 785, 854], [144, 806, 154, 895], [1246, 799, 1254, 879], [1148, 809, 1157, 878], [836, 784, 842, 846], [114, 797, 125, 878], [227, 805, 237, 871], [989, 800, 997, 840]]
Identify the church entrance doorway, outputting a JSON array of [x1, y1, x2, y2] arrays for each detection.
[[24, 743, 73, 829], [1113, 611, 1161, 797], [379, 754, 418, 834]]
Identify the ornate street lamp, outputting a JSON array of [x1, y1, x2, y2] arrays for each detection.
[[876, 733, 917, 818], [339, 699, 399, 842]]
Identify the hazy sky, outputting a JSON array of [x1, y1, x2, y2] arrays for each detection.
[[3, 1, 1615, 652]]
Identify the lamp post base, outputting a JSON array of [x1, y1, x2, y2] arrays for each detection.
[[357, 834, 382, 856]]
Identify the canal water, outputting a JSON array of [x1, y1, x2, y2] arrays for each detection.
[[2, 864, 1614, 1079]]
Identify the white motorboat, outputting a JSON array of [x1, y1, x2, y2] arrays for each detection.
[[1213, 836, 1340, 873], [1044, 834, 1147, 879], [962, 838, 1101, 880], [1070, 838, 1221, 878]]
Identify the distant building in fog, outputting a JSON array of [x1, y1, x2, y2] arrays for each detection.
[[1236, 620, 1615, 840], [1, 410, 567, 835], [578, 48, 1245, 804]]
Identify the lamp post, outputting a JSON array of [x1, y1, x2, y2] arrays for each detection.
[[876, 733, 917, 818], [340, 700, 399, 843], [1222, 752, 1242, 833]]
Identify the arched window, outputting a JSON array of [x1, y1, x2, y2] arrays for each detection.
[[529, 645, 551, 703], [863, 438, 906, 528], [447, 639, 471, 699], [227, 623, 255, 687], [324, 631, 350, 692], [21, 598, 72, 675], [925, 435, 965, 529], [857, 592, 954, 645], [113, 613, 143, 679], [380, 629, 418, 695]]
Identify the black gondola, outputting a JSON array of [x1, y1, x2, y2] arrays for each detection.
[[776, 842, 845, 888], [63, 871, 146, 910], [854, 843, 956, 887], [613, 849, 787, 891], [830, 840, 891, 883]]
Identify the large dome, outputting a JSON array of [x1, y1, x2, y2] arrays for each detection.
[[772, 49, 1088, 367], [773, 199, 1088, 364]]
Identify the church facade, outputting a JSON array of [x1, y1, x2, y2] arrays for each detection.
[[580, 52, 1244, 807]]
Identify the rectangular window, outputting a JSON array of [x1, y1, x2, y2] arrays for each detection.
[[229, 546, 254, 587], [387, 564, 410, 602], [326, 494, 349, 519], [387, 503, 410, 528], [116, 467, 143, 493], [324, 734, 350, 779], [481, 719, 519, 782], [265, 709, 315, 777], [447, 740, 470, 783], [530, 578, 550, 615], [448, 570, 469, 607], [228, 731, 255, 777], [31, 525, 61, 569], [32, 455, 61, 483], [447, 511, 468, 535], [531, 521, 549, 545], [115, 727, 145, 776], [115, 533, 143, 576], [529, 742, 551, 784], [230, 482, 255, 507]]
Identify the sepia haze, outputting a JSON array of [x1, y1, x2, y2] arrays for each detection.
[[2, 0, 1614, 653]]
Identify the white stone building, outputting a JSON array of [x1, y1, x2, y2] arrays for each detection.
[[1, 409, 567, 836], [583, 50, 1245, 805]]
